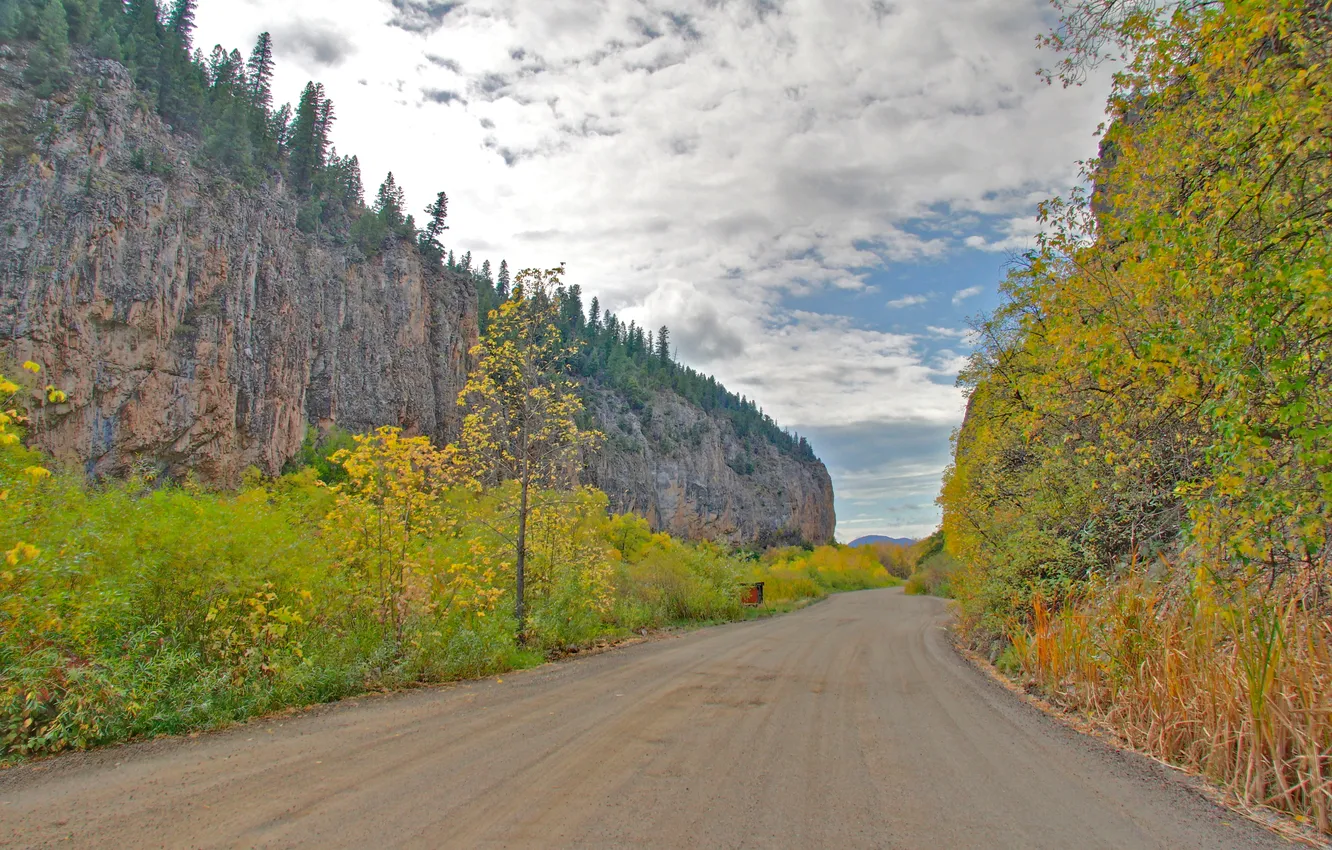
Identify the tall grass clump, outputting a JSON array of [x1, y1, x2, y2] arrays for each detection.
[[1007, 571, 1332, 832]]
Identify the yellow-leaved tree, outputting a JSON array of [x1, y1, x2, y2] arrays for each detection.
[[324, 426, 458, 642], [457, 265, 602, 639]]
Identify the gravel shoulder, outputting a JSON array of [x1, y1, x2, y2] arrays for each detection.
[[0, 588, 1295, 848]]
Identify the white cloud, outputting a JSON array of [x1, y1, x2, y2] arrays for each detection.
[[951, 285, 984, 305], [926, 326, 967, 338], [194, 0, 1108, 537], [723, 312, 965, 429], [964, 215, 1043, 253], [886, 294, 929, 308]]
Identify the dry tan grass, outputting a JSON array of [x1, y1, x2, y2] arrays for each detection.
[[1010, 574, 1332, 834]]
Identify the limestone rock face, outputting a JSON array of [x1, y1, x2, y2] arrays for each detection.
[[586, 387, 836, 546], [0, 55, 476, 482]]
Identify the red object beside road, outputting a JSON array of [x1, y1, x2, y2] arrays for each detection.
[[741, 582, 764, 606]]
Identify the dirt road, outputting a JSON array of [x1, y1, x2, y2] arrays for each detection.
[[0, 589, 1292, 848]]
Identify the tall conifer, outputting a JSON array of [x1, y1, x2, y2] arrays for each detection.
[[374, 172, 406, 227], [166, 0, 195, 50], [23, 0, 71, 94], [246, 32, 274, 112], [424, 191, 449, 240]]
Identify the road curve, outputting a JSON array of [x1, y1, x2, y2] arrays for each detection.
[[0, 589, 1291, 849]]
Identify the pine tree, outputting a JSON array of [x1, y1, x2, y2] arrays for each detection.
[[374, 172, 405, 227], [657, 325, 671, 362], [60, 0, 99, 44], [447, 249, 456, 268], [155, 0, 207, 132], [316, 94, 335, 156], [23, 0, 71, 95], [588, 296, 600, 329], [92, 0, 123, 60], [423, 191, 449, 240], [288, 82, 330, 193], [203, 88, 256, 177], [336, 153, 363, 205], [226, 48, 245, 86], [270, 101, 292, 146], [123, 0, 165, 93], [0, 0, 18, 41], [246, 32, 274, 113], [206, 44, 233, 87], [461, 250, 472, 274], [497, 260, 511, 299], [166, 0, 195, 51], [481, 259, 492, 282]]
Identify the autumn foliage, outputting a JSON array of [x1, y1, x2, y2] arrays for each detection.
[[940, 0, 1332, 831], [457, 265, 601, 637]]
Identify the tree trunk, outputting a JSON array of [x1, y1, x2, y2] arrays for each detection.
[[515, 474, 529, 642]]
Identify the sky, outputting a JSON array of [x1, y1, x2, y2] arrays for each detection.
[[196, 0, 1109, 541]]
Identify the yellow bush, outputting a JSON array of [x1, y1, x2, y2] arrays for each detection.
[[751, 544, 898, 603]]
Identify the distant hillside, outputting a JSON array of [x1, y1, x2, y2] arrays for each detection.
[[849, 535, 916, 548]]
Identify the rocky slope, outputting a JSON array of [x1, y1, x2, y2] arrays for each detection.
[[0, 48, 834, 545]]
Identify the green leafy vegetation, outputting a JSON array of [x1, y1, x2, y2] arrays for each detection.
[[752, 544, 901, 605], [0, 416, 725, 759], [939, 0, 1332, 831], [897, 533, 959, 597]]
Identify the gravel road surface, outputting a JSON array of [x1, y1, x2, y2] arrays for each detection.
[[0, 588, 1292, 848]]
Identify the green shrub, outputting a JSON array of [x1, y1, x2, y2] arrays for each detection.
[[904, 552, 959, 598]]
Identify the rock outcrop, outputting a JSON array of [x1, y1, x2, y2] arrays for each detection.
[[0, 53, 476, 482], [0, 49, 835, 545], [586, 387, 835, 545]]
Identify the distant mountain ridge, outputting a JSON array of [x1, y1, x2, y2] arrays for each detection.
[[849, 535, 916, 548]]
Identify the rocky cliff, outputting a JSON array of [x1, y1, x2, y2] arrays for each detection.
[[586, 386, 835, 545], [0, 48, 834, 545], [0, 51, 476, 481]]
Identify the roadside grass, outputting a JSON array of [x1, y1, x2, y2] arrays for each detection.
[[1001, 572, 1332, 834]]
